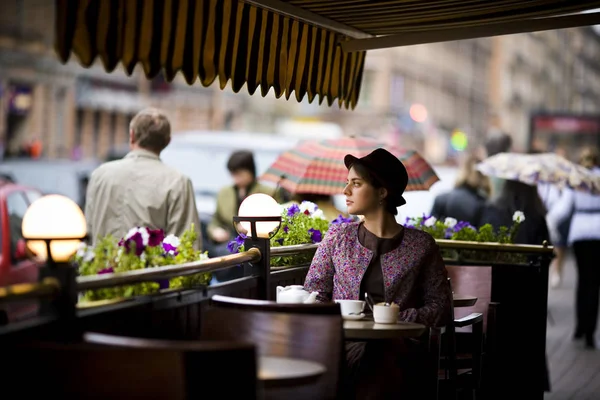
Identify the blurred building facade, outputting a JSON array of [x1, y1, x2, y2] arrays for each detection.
[[1, 1, 600, 161], [489, 28, 600, 153]]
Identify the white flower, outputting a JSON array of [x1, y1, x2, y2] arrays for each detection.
[[163, 234, 181, 248], [311, 209, 327, 220], [299, 201, 318, 215], [424, 216, 437, 227], [199, 252, 209, 260], [76, 242, 88, 258], [140, 252, 147, 262], [444, 217, 458, 228], [512, 211, 526, 223], [83, 250, 95, 263]]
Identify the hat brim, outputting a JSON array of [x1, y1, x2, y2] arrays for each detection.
[[344, 154, 360, 170]]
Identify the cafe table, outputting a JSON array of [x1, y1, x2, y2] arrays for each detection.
[[258, 356, 326, 388], [343, 316, 427, 340]]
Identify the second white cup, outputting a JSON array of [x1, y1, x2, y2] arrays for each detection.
[[335, 299, 365, 315], [373, 303, 399, 324]]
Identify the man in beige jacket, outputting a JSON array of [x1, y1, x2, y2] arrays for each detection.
[[85, 108, 202, 249]]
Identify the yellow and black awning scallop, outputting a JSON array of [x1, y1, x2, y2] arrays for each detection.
[[54, 0, 366, 109]]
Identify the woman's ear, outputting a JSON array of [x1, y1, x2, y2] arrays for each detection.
[[379, 187, 388, 203]]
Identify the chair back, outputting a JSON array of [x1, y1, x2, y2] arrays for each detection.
[[6, 335, 257, 399], [202, 295, 344, 400], [446, 265, 492, 330]]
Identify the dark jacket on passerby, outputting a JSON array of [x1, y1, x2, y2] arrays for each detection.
[[431, 185, 487, 227]]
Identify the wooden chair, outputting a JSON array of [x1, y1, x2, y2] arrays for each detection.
[[5, 336, 258, 399], [201, 295, 344, 400], [443, 268, 500, 400]]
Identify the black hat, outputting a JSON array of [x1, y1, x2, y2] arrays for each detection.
[[344, 148, 408, 207]]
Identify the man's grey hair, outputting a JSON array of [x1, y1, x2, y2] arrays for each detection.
[[129, 108, 171, 153]]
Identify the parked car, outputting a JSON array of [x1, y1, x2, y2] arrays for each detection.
[[0, 180, 43, 324]]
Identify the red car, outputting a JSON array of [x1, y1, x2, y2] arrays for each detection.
[[0, 180, 43, 324]]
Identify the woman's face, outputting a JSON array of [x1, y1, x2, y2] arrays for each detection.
[[343, 167, 381, 215]]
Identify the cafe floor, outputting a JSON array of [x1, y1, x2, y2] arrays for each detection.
[[545, 251, 600, 400]]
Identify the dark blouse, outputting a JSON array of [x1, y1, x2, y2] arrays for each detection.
[[357, 224, 405, 305]]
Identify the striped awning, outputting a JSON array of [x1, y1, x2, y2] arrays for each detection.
[[55, 0, 366, 109], [55, 0, 600, 108]]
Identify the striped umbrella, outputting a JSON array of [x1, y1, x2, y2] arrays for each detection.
[[260, 137, 439, 195]]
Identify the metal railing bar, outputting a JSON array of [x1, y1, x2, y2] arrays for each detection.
[[77, 248, 261, 291], [436, 239, 553, 253], [270, 243, 319, 257]]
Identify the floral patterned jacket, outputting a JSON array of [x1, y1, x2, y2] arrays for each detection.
[[304, 222, 452, 327]]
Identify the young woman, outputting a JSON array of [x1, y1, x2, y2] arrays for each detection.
[[304, 148, 452, 399], [551, 148, 600, 349]]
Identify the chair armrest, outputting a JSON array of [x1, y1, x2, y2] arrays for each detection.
[[454, 313, 483, 328]]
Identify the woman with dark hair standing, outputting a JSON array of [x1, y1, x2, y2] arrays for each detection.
[[304, 148, 452, 399], [479, 179, 550, 246], [551, 148, 600, 349]]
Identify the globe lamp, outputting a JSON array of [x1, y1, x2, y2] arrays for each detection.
[[21, 195, 87, 264], [237, 194, 282, 238]]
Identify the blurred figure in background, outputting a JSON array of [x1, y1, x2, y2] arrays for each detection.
[[85, 108, 202, 249], [533, 149, 569, 288], [479, 179, 549, 246], [550, 147, 600, 349], [430, 153, 490, 226], [483, 130, 513, 199], [208, 150, 280, 257]]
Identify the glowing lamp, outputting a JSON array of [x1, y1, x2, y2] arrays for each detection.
[[237, 194, 282, 238], [21, 195, 87, 263]]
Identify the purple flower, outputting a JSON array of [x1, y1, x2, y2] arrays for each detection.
[[163, 242, 178, 255], [308, 228, 322, 243], [283, 225, 289, 233], [227, 233, 247, 253], [287, 204, 300, 217], [331, 214, 354, 225], [98, 267, 114, 275], [156, 279, 170, 290], [276, 238, 284, 245], [148, 228, 165, 247]]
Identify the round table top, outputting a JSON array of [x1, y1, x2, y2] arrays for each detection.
[[343, 317, 427, 340], [258, 356, 326, 388], [453, 294, 478, 308]]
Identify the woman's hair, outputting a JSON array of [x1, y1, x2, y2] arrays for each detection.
[[454, 153, 490, 196], [351, 162, 399, 216], [227, 150, 256, 177], [579, 147, 599, 169], [493, 179, 546, 217]]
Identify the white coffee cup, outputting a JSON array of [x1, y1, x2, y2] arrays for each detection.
[[335, 299, 365, 315], [373, 302, 399, 324]]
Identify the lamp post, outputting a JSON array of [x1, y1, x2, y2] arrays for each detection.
[[21, 194, 87, 340], [233, 194, 282, 300]]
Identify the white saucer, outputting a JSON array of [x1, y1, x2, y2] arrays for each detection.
[[342, 313, 366, 321]]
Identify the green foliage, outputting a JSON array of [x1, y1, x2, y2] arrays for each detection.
[[73, 224, 210, 303]]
